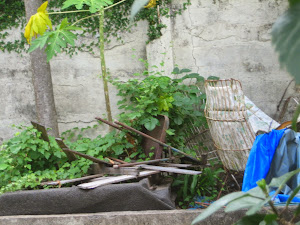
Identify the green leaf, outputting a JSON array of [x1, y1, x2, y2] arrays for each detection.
[[192, 192, 248, 224], [180, 68, 192, 73], [286, 184, 300, 206], [190, 175, 198, 195], [269, 168, 300, 193], [41, 19, 79, 61], [144, 117, 159, 131], [62, 0, 113, 13], [262, 214, 278, 225], [172, 67, 180, 74], [182, 73, 204, 82], [225, 196, 262, 212], [166, 129, 175, 135], [271, 3, 300, 84], [0, 164, 9, 170], [10, 145, 21, 154], [246, 196, 271, 215], [28, 33, 50, 53], [183, 175, 189, 199], [174, 116, 183, 125], [130, 0, 149, 20], [234, 214, 265, 225], [207, 76, 219, 80], [289, 0, 300, 6]]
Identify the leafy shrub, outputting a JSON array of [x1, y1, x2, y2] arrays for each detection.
[[113, 67, 210, 150], [0, 65, 212, 195], [172, 166, 224, 208]]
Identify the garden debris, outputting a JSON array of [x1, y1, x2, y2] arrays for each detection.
[[56, 138, 112, 166], [33, 120, 204, 190], [78, 170, 161, 189], [141, 115, 169, 159], [40, 174, 103, 186], [114, 120, 203, 164], [32, 121, 77, 161], [136, 164, 202, 175], [112, 158, 171, 168]]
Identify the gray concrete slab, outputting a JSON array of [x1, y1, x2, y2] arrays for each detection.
[[0, 207, 298, 225]]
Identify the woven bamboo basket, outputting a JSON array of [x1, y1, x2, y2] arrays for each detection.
[[204, 79, 256, 171]]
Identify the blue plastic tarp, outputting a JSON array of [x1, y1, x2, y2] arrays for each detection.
[[265, 129, 300, 196], [242, 129, 285, 192]]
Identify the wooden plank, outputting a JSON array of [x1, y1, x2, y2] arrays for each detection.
[[159, 163, 193, 168], [31, 121, 50, 143], [55, 138, 77, 161], [78, 170, 160, 189], [41, 174, 103, 186], [91, 163, 140, 176], [113, 158, 170, 168], [137, 164, 202, 175]]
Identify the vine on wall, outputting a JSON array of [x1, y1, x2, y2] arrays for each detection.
[[0, 0, 191, 55]]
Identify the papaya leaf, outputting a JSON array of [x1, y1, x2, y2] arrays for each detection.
[[28, 33, 51, 53], [144, 0, 157, 9], [24, 1, 52, 44], [271, 3, 300, 84], [130, 0, 150, 20], [32, 18, 81, 61], [62, 0, 113, 13]]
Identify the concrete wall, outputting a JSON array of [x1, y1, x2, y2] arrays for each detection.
[[1, 0, 298, 143]]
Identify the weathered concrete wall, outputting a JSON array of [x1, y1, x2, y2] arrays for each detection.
[[1, 0, 298, 142], [0, 208, 298, 225]]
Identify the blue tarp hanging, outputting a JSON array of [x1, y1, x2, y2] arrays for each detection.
[[265, 129, 300, 196], [242, 129, 285, 192]]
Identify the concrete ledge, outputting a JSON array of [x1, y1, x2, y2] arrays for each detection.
[[0, 208, 298, 225], [0, 209, 254, 225]]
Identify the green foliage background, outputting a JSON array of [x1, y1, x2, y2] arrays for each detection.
[[0, 0, 191, 55]]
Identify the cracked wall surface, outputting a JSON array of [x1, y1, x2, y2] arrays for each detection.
[[170, 0, 298, 120], [1, 1, 299, 142]]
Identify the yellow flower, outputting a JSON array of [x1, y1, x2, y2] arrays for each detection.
[[144, 0, 157, 8], [24, 1, 52, 44]]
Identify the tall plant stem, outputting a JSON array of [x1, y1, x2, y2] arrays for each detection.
[[99, 8, 113, 128]]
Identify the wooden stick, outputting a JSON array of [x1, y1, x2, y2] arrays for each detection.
[[31, 121, 50, 143], [108, 157, 127, 164], [115, 121, 203, 164], [41, 174, 103, 186], [137, 164, 202, 175], [61, 147, 112, 166], [78, 170, 160, 189], [113, 158, 170, 168], [55, 138, 77, 161]]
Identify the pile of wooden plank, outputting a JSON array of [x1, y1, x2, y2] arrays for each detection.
[[32, 119, 207, 190]]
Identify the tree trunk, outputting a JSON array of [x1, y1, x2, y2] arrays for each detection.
[[99, 8, 113, 129], [24, 0, 59, 137]]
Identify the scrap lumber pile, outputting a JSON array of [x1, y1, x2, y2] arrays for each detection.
[[33, 118, 207, 190]]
